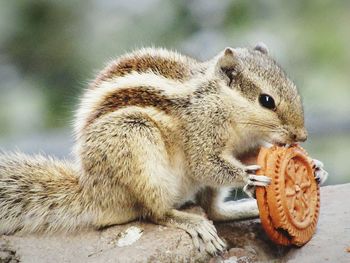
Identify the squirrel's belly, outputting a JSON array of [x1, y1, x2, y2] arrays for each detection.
[[169, 151, 200, 208]]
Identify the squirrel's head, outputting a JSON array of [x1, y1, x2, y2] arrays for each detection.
[[212, 44, 307, 146]]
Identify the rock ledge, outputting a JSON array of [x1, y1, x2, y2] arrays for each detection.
[[1, 184, 349, 263]]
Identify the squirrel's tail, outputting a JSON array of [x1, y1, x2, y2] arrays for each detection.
[[0, 152, 92, 234]]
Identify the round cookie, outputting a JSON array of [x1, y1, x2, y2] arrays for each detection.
[[256, 145, 320, 246]]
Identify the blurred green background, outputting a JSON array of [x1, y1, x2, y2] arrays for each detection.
[[0, 0, 349, 185]]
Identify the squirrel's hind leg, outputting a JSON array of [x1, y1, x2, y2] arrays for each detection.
[[123, 113, 227, 255], [82, 110, 226, 255]]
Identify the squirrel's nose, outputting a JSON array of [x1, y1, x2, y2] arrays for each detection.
[[292, 129, 308, 142]]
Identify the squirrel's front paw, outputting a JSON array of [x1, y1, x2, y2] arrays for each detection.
[[243, 165, 271, 198], [313, 159, 328, 185]]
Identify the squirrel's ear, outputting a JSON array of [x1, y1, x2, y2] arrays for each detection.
[[216, 47, 240, 86], [254, 42, 269, 55]]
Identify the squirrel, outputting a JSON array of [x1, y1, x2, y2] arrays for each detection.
[[0, 44, 328, 255]]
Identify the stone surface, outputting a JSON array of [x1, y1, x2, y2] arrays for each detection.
[[0, 184, 349, 263]]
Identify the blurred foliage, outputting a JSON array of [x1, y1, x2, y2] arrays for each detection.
[[1, 1, 87, 127], [0, 0, 349, 184]]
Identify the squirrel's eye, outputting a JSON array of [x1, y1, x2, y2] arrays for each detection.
[[259, 94, 276, 110]]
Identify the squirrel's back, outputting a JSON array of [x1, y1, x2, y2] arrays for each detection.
[[74, 47, 203, 145], [91, 47, 200, 88]]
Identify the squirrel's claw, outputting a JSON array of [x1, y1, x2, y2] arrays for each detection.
[[243, 165, 271, 198], [313, 159, 324, 169], [245, 165, 261, 173], [246, 174, 271, 186], [313, 159, 328, 185], [186, 219, 227, 256]]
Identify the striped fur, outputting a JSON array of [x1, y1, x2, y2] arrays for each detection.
[[91, 47, 198, 88]]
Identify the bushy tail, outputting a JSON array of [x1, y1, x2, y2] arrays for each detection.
[[0, 152, 93, 234]]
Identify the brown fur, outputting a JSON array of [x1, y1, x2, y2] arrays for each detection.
[[92, 53, 194, 88], [84, 86, 188, 130]]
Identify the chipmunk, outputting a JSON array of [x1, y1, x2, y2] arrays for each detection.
[[0, 44, 328, 255]]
